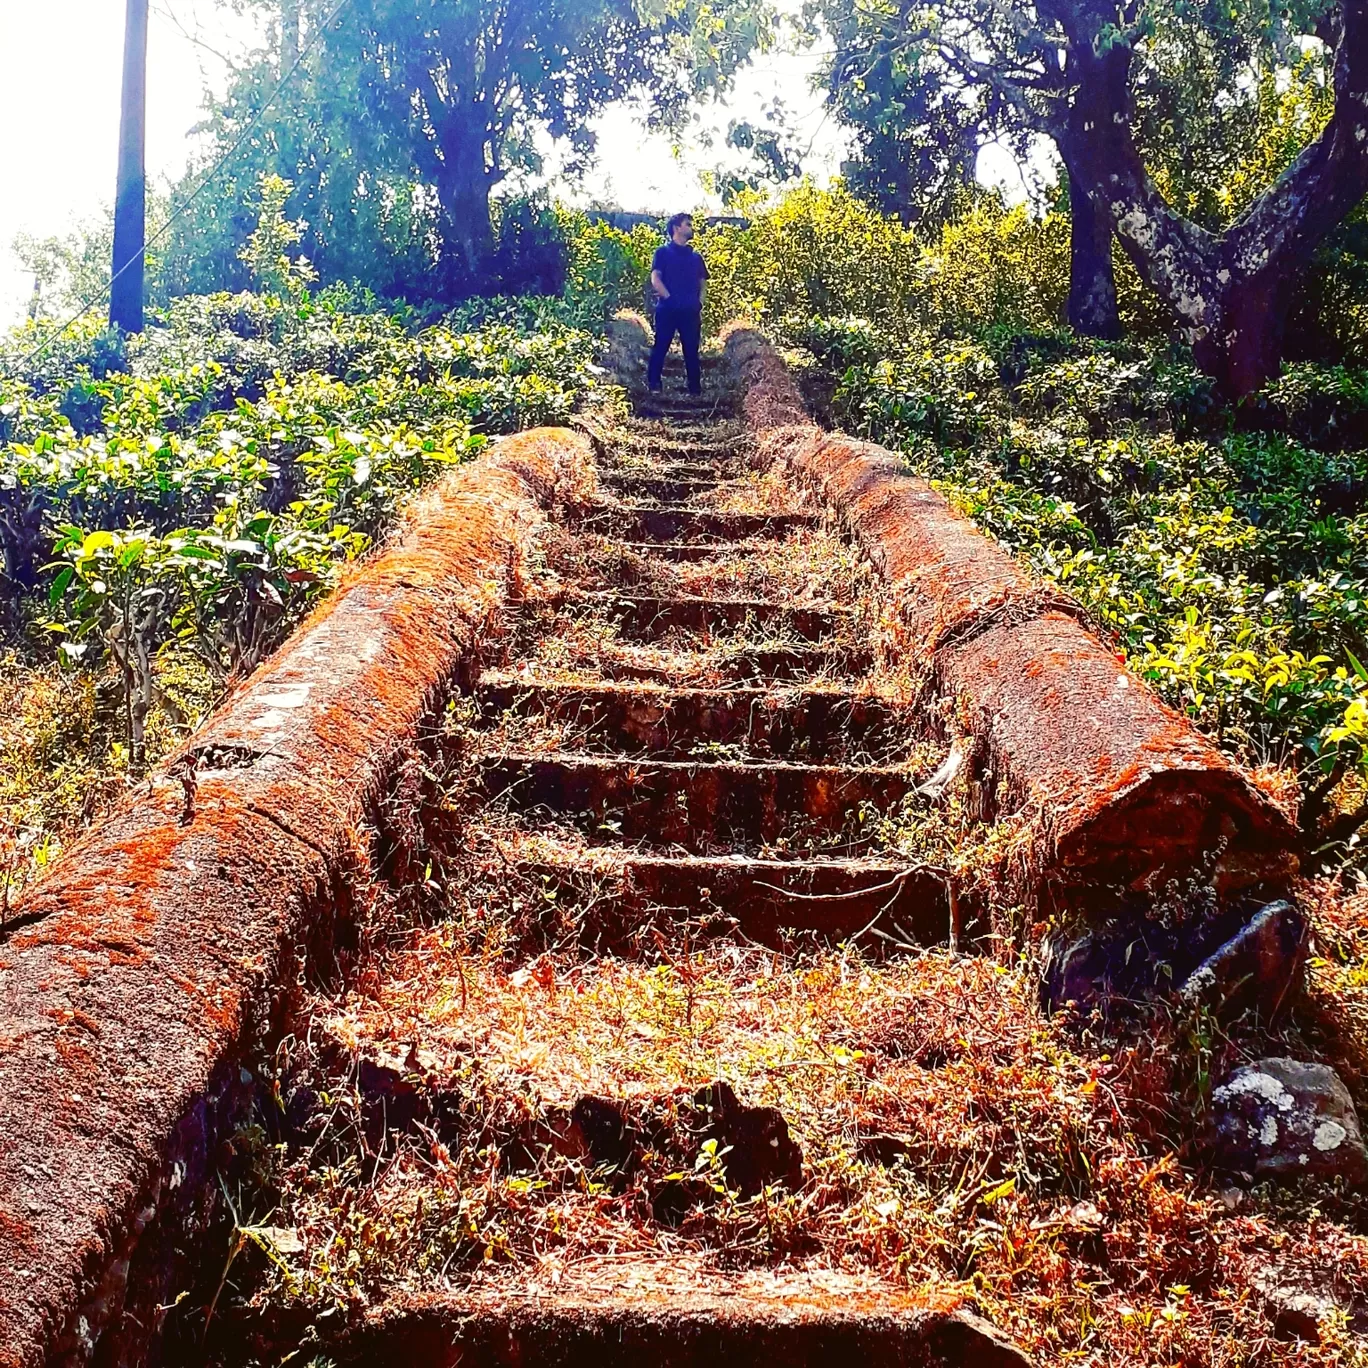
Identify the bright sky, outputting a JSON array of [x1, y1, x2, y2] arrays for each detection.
[[0, 3, 1021, 327]]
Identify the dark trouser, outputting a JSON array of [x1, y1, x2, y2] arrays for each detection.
[[648, 303, 702, 392]]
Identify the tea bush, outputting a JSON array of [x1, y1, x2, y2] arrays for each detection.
[[699, 185, 1072, 340], [816, 325, 1368, 797], [1, 283, 611, 763], [0, 204, 653, 884], [700, 187, 1368, 814]]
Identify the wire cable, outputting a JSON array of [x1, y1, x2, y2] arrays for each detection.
[[13, 0, 355, 370]]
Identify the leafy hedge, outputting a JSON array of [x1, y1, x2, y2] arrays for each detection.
[[0, 283, 608, 761], [799, 318, 1368, 796], [691, 185, 1368, 823]]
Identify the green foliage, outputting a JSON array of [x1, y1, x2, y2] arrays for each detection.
[[707, 184, 1364, 790], [556, 211, 659, 321], [704, 182, 1368, 795], [160, 0, 774, 299], [699, 185, 1070, 340], [12, 193, 173, 321], [836, 340, 1005, 446], [1259, 362, 1368, 452], [700, 185, 922, 336], [1135, 27, 1335, 234], [238, 175, 320, 299], [806, 0, 1023, 228], [813, 317, 1368, 782], [2, 217, 618, 763]]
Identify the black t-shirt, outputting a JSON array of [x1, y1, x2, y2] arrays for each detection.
[[652, 241, 708, 309]]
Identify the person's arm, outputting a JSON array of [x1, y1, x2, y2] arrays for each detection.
[[651, 268, 669, 300]]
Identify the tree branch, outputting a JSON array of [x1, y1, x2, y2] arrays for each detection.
[[1226, 0, 1368, 279]]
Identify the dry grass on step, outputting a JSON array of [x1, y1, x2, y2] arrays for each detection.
[[238, 937, 1367, 1366]]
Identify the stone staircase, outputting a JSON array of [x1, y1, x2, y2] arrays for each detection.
[[168, 344, 1037, 1367], [462, 350, 959, 956]]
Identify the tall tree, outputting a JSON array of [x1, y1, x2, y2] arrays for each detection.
[[814, 10, 1007, 232], [166, 0, 772, 295], [330, 0, 771, 273], [812, 0, 1120, 334], [825, 0, 1368, 395], [1048, 0, 1368, 396], [110, 0, 150, 333]]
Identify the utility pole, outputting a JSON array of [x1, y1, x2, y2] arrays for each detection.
[[110, 0, 149, 334]]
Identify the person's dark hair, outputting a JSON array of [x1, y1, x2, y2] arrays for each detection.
[[666, 212, 693, 237]]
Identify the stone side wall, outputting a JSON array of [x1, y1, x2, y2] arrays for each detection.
[[721, 324, 1296, 914], [0, 429, 597, 1368]]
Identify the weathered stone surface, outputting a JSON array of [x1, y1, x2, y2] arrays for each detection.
[[1211, 1057, 1368, 1185], [336, 1281, 1036, 1367], [684, 1080, 806, 1196], [1250, 1266, 1341, 1343], [0, 429, 596, 1368], [722, 325, 1298, 915], [1178, 900, 1307, 1019]]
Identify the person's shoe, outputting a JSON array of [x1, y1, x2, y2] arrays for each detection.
[[648, 382, 662, 393]]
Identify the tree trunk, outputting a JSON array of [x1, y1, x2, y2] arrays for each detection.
[[1066, 169, 1121, 340], [432, 107, 497, 277], [443, 176, 495, 274], [1192, 265, 1291, 400], [110, 0, 149, 335], [1054, 0, 1368, 400]]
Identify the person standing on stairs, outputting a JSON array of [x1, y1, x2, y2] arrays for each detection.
[[647, 212, 708, 395]]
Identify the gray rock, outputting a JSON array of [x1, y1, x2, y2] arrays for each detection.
[[1250, 1266, 1339, 1343], [1179, 900, 1307, 1020], [1212, 1057, 1368, 1185]]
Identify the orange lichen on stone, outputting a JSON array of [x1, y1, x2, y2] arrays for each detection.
[[719, 322, 811, 432], [0, 426, 596, 1368], [726, 326, 1297, 911]]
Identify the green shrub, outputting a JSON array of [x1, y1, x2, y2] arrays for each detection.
[[1259, 361, 1368, 451], [814, 315, 1368, 785], [2, 272, 612, 766]]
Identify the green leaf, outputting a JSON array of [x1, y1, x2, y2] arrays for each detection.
[[48, 566, 75, 606], [81, 530, 116, 557], [981, 1177, 1016, 1205]]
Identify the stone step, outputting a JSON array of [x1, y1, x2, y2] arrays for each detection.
[[511, 840, 956, 946], [638, 402, 733, 422], [615, 436, 746, 461], [621, 456, 736, 476], [471, 752, 918, 849], [545, 642, 873, 686], [475, 677, 907, 763], [650, 350, 725, 367], [556, 593, 851, 643], [624, 422, 745, 445], [583, 505, 817, 543], [341, 1284, 1029, 1367], [600, 474, 720, 502], [639, 387, 727, 401], [605, 462, 736, 484], [618, 540, 758, 563]]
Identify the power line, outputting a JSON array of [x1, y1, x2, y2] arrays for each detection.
[[13, 0, 354, 372]]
